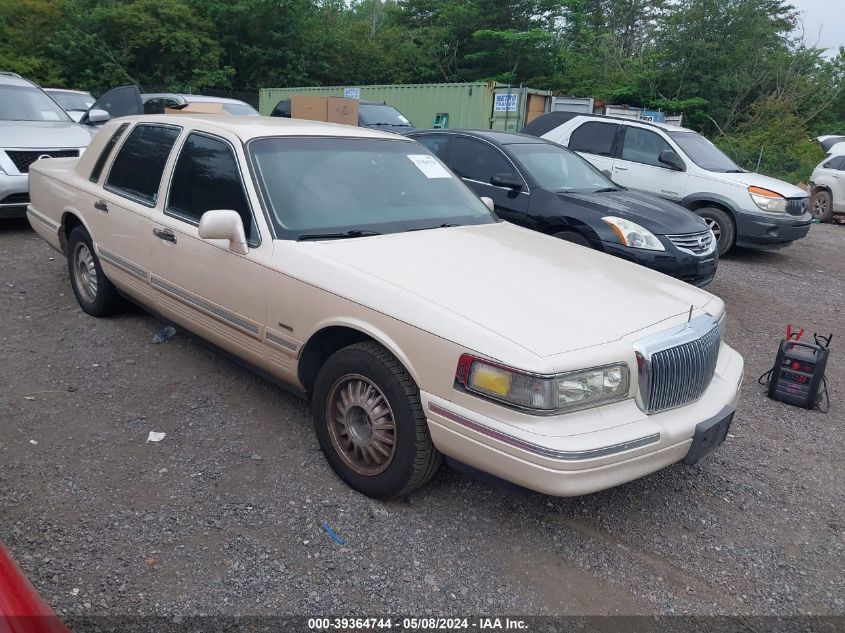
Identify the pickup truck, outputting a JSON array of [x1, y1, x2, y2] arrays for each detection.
[[27, 115, 744, 500]]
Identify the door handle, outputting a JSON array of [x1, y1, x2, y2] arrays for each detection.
[[94, 200, 108, 213], [153, 228, 177, 244], [614, 166, 628, 171]]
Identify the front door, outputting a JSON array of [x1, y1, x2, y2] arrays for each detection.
[[611, 125, 689, 203], [447, 136, 530, 225], [148, 130, 272, 363]]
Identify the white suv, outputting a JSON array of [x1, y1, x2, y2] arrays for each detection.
[[523, 113, 812, 255], [809, 154, 845, 222]]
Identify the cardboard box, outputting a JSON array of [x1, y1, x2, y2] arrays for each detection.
[[165, 102, 228, 115], [327, 97, 359, 126], [290, 95, 359, 126], [291, 95, 328, 121]]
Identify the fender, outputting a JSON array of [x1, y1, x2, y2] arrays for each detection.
[[301, 316, 423, 386], [680, 192, 739, 219]]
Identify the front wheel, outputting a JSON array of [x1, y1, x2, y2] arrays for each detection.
[[311, 342, 442, 499], [695, 207, 735, 256], [810, 189, 834, 223], [66, 225, 125, 316]]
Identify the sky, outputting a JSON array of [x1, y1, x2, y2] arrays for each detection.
[[790, 0, 844, 54]]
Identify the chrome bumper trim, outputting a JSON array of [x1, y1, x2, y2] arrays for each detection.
[[25, 206, 60, 231], [428, 403, 660, 461]]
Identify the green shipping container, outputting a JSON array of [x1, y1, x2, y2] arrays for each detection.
[[259, 82, 550, 130]]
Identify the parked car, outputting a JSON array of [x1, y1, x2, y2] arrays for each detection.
[[0, 72, 95, 219], [141, 92, 259, 116], [27, 115, 743, 499], [271, 98, 414, 132], [809, 154, 845, 222], [523, 112, 812, 256], [408, 129, 718, 287], [44, 88, 95, 121], [815, 135, 845, 156]]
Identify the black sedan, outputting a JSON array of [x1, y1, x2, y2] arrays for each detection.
[[407, 130, 718, 287]]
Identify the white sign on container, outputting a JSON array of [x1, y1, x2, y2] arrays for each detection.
[[343, 87, 361, 99], [494, 94, 518, 112]]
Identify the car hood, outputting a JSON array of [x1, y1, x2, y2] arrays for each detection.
[[303, 222, 714, 357], [0, 120, 93, 148], [708, 170, 807, 198], [558, 189, 708, 235]]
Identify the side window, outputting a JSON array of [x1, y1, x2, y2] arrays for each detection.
[[823, 156, 845, 170], [569, 122, 620, 156], [450, 137, 517, 183], [620, 127, 673, 167], [414, 135, 451, 162], [89, 122, 130, 183], [105, 124, 180, 206], [167, 133, 256, 244]]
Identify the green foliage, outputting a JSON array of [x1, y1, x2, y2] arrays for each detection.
[[0, 0, 842, 169]]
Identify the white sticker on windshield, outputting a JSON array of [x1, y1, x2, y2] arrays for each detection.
[[398, 115, 410, 124], [407, 154, 451, 179]]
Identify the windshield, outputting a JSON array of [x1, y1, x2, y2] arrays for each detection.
[[48, 91, 94, 111], [0, 85, 72, 122], [359, 104, 413, 127], [249, 137, 496, 239], [508, 143, 617, 193], [668, 131, 743, 172]]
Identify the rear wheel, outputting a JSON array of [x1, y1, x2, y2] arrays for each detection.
[[694, 207, 735, 256], [312, 342, 442, 499], [810, 189, 834, 223], [66, 225, 124, 316]]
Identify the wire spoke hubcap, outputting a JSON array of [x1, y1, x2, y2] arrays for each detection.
[[73, 243, 98, 304], [327, 374, 397, 476], [705, 218, 722, 240]]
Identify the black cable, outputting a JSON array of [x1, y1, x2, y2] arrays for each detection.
[[758, 368, 774, 386]]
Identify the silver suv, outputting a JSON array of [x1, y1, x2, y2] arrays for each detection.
[[0, 72, 93, 219]]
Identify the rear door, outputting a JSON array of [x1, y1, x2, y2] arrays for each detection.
[[611, 124, 689, 202], [97, 122, 182, 302], [448, 136, 530, 225], [565, 120, 620, 176]]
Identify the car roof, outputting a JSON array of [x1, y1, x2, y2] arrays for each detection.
[[521, 111, 692, 136], [0, 72, 36, 88], [44, 88, 92, 95], [181, 94, 252, 106], [409, 128, 547, 146], [116, 114, 409, 142]]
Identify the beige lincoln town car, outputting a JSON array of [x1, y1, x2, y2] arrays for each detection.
[[26, 115, 744, 499]]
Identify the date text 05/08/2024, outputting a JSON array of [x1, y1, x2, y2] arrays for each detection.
[[307, 617, 529, 630]]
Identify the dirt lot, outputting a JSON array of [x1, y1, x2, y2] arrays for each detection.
[[1, 218, 842, 617]]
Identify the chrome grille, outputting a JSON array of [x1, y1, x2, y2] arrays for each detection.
[[5, 149, 79, 173], [666, 231, 714, 255], [635, 316, 721, 414], [786, 198, 808, 216]]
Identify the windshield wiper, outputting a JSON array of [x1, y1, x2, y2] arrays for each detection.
[[407, 223, 461, 232], [368, 122, 412, 127], [591, 187, 620, 193], [296, 230, 382, 241], [724, 169, 746, 173]]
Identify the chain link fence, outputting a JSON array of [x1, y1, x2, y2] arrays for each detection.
[[718, 144, 819, 185]]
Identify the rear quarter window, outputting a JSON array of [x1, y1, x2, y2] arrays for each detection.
[[89, 123, 130, 183], [569, 121, 620, 157]]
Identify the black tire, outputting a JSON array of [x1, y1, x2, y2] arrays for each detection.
[[694, 207, 735, 256], [66, 225, 125, 317], [810, 189, 834, 223], [553, 230, 592, 248], [312, 341, 442, 499]]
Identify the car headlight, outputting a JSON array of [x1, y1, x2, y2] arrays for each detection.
[[602, 216, 665, 251], [455, 354, 630, 413], [748, 186, 787, 213]]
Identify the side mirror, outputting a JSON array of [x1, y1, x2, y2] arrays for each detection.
[[480, 196, 495, 212], [490, 173, 524, 190], [658, 149, 685, 171], [198, 210, 248, 255], [87, 109, 110, 124]]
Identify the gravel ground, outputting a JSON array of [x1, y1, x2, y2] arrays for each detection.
[[1, 218, 842, 617]]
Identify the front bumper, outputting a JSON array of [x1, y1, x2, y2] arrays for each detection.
[[600, 239, 717, 287], [423, 342, 743, 497], [735, 209, 812, 249], [0, 172, 29, 219]]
